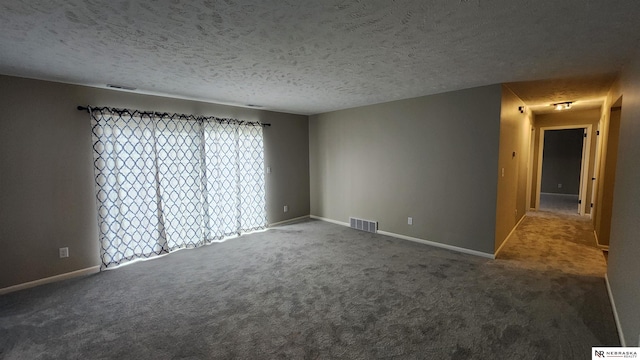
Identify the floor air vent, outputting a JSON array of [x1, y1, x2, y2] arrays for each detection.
[[349, 217, 378, 233]]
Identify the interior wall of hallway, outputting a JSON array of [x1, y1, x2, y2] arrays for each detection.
[[593, 90, 623, 248], [540, 129, 584, 195], [495, 85, 532, 252], [606, 51, 640, 346], [529, 108, 600, 212]]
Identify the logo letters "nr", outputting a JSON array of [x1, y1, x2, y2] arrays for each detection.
[[594, 350, 605, 357]]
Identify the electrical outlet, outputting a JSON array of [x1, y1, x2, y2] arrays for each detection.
[[266, 166, 271, 174], [408, 217, 413, 225], [283, 205, 288, 213], [558, 183, 563, 188], [59, 247, 69, 258]]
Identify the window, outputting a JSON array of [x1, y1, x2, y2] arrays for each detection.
[[90, 108, 266, 268]]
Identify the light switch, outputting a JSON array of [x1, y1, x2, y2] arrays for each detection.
[[266, 166, 271, 174]]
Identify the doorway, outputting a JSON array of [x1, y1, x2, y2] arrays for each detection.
[[536, 125, 592, 215]]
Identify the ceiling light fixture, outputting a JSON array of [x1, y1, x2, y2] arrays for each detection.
[[552, 102, 572, 111]]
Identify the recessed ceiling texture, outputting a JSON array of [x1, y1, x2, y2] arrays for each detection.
[[506, 74, 617, 114], [1, 0, 639, 115]]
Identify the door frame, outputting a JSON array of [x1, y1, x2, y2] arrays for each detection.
[[590, 121, 603, 220], [526, 126, 535, 210], [535, 124, 593, 215]]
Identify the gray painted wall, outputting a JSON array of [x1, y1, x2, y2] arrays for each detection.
[[494, 86, 531, 252], [607, 52, 640, 346], [594, 104, 621, 247], [309, 85, 502, 254], [0, 75, 309, 289], [541, 129, 584, 195]]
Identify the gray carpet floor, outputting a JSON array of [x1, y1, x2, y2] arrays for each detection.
[[0, 214, 618, 359], [539, 193, 580, 216]]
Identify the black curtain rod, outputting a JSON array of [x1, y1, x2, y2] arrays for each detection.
[[76, 106, 271, 127]]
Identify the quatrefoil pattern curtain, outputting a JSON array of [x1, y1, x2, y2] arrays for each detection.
[[89, 107, 267, 268]]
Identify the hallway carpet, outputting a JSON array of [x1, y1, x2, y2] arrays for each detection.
[[539, 193, 581, 216], [499, 210, 602, 269], [0, 215, 618, 359]]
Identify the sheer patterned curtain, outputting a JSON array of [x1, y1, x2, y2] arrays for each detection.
[[90, 107, 266, 268]]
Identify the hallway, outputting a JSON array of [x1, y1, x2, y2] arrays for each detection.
[[498, 211, 604, 275], [494, 211, 619, 350]]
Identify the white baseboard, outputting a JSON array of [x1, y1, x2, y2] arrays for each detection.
[[540, 192, 579, 197], [494, 214, 527, 258], [377, 230, 495, 259], [268, 215, 310, 227], [593, 230, 610, 250], [310, 215, 495, 259], [0, 266, 100, 295], [310, 215, 349, 227], [605, 273, 626, 346]]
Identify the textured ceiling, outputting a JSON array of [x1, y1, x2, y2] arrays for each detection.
[[1, 1, 639, 115], [506, 74, 616, 114]]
